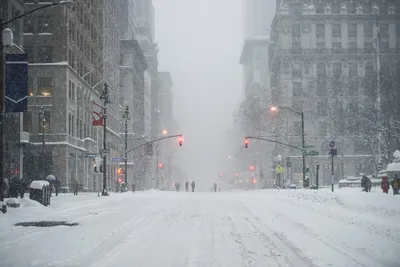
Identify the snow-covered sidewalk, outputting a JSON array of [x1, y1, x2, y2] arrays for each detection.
[[0, 189, 399, 267]]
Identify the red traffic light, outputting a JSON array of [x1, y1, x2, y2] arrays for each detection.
[[219, 173, 223, 177], [235, 173, 238, 177], [118, 178, 122, 183], [178, 135, 183, 146], [250, 165, 254, 171], [244, 138, 249, 148], [158, 163, 163, 169]]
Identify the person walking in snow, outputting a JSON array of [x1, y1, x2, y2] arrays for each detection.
[[73, 179, 79, 195], [213, 183, 217, 192], [381, 176, 389, 194], [391, 174, 399, 195], [191, 181, 195, 192], [185, 181, 189, 192]]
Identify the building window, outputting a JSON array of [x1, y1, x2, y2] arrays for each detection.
[[24, 15, 34, 33], [332, 42, 342, 54], [348, 23, 357, 37], [380, 24, 389, 37], [317, 80, 326, 96], [316, 24, 325, 38], [349, 80, 358, 96], [317, 102, 328, 116], [292, 63, 301, 78], [333, 63, 342, 78], [349, 63, 358, 76], [69, 81, 75, 100], [332, 3, 340, 14], [23, 112, 32, 132], [348, 42, 357, 54], [291, 24, 300, 38], [332, 24, 341, 37], [380, 42, 389, 53], [292, 42, 301, 54], [292, 82, 302, 97], [332, 80, 342, 95], [316, 4, 324, 14], [24, 46, 34, 62], [37, 77, 53, 96], [38, 15, 52, 33], [318, 121, 328, 136], [364, 42, 373, 53], [28, 77, 34, 96], [38, 46, 52, 62], [364, 23, 373, 37], [317, 63, 326, 77]]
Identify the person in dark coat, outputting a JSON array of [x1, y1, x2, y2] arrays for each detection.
[[54, 177, 61, 196], [381, 176, 389, 194], [185, 181, 189, 192], [9, 177, 21, 198], [213, 183, 217, 192], [391, 174, 399, 195], [19, 177, 27, 198], [191, 181, 195, 192], [361, 176, 369, 192], [73, 179, 79, 195]]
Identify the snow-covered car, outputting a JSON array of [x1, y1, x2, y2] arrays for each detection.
[[289, 184, 297, 189]]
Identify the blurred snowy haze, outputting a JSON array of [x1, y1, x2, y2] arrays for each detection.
[[154, 0, 247, 189]]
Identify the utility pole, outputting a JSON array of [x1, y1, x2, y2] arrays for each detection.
[[168, 156, 171, 191], [100, 83, 110, 196], [123, 106, 130, 185], [0, 19, 5, 214], [156, 149, 159, 189], [375, 15, 383, 174], [301, 112, 306, 188], [316, 162, 319, 190]]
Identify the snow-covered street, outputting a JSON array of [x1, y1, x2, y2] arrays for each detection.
[[1, 189, 399, 267]]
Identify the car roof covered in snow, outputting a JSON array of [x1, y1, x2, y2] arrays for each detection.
[[30, 180, 50, 189]]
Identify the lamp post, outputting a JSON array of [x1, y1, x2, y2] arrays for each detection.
[[270, 106, 306, 188], [123, 106, 130, 185], [0, 0, 75, 214], [100, 83, 110, 196]]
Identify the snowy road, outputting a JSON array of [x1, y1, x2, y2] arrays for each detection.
[[0, 189, 399, 267]]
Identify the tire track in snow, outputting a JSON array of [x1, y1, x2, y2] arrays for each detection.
[[235, 203, 314, 267], [46, 203, 164, 267]]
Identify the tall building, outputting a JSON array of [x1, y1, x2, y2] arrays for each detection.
[[0, 0, 26, 183], [268, 0, 400, 184], [243, 0, 275, 37], [22, 1, 123, 190]]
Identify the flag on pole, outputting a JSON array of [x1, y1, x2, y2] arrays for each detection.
[[92, 101, 103, 126]]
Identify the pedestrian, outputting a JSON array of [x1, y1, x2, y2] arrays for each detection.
[[381, 176, 389, 194], [213, 183, 217, 192], [132, 183, 136, 192], [73, 179, 79, 195], [185, 181, 189, 192], [361, 176, 369, 192], [391, 174, 399, 195], [54, 177, 60, 196], [191, 181, 195, 192]]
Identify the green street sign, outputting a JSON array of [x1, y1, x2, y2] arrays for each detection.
[[304, 150, 319, 156], [304, 145, 314, 149]]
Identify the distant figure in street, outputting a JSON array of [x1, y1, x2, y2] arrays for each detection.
[[391, 174, 399, 195], [191, 181, 195, 192], [54, 177, 61, 196], [213, 183, 217, 192], [73, 179, 79, 195], [19, 177, 27, 198], [361, 176, 369, 192], [185, 181, 189, 192], [132, 183, 136, 192], [381, 176, 389, 194]]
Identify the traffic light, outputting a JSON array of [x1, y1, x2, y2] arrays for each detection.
[[117, 168, 122, 175], [253, 178, 256, 184], [178, 135, 183, 146], [250, 165, 254, 172], [219, 173, 223, 177], [235, 173, 238, 177], [158, 163, 163, 169], [244, 138, 249, 148], [118, 178, 122, 183]]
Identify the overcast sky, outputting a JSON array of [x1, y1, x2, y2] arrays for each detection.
[[153, 0, 243, 181]]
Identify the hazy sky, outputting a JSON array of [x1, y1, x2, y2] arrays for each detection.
[[153, 0, 243, 179]]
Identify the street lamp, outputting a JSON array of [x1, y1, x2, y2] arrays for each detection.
[[123, 106, 130, 185], [161, 129, 168, 135], [0, 0, 75, 214], [270, 105, 306, 188]]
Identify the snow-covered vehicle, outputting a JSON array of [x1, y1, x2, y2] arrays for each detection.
[[289, 184, 297, 189]]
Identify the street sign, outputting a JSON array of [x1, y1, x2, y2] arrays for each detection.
[[85, 153, 99, 158], [304, 145, 314, 149], [112, 157, 126, 162], [304, 151, 319, 156], [329, 141, 335, 148], [329, 149, 337, 156], [100, 149, 110, 154]]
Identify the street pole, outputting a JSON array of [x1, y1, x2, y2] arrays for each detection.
[[168, 156, 171, 191], [39, 106, 45, 152], [123, 106, 129, 185], [301, 112, 306, 188], [316, 162, 319, 190], [331, 152, 334, 192], [0, 20, 5, 214], [101, 83, 110, 196], [375, 15, 383, 174], [156, 149, 159, 189]]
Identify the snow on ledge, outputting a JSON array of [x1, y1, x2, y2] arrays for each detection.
[[386, 162, 400, 172], [6, 198, 20, 205], [30, 180, 50, 190]]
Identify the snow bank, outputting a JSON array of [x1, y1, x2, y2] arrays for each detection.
[[386, 161, 400, 172], [6, 198, 20, 205], [30, 180, 50, 190]]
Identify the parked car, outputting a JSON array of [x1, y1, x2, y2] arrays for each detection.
[[289, 184, 297, 189]]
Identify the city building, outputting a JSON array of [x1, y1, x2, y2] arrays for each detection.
[[22, 0, 123, 191], [268, 0, 400, 185], [243, 0, 275, 38], [1, 0, 26, 182]]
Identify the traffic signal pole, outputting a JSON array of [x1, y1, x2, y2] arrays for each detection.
[[301, 112, 306, 188], [123, 106, 129, 185], [100, 83, 110, 196]]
